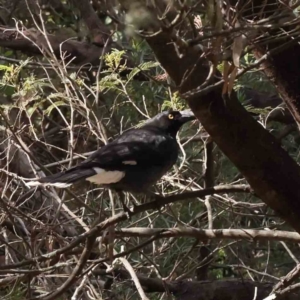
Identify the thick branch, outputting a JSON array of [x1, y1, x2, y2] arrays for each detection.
[[0, 26, 109, 66]]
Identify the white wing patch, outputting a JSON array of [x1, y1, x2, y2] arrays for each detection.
[[122, 160, 137, 165], [86, 168, 125, 184]]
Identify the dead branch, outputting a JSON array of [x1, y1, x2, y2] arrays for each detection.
[[0, 26, 111, 66]]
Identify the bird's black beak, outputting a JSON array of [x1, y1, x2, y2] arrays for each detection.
[[179, 109, 196, 123]]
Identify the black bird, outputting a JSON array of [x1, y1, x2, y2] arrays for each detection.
[[28, 110, 195, 193]]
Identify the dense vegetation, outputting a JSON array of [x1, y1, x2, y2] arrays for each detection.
[[0, 1, 300, 299]]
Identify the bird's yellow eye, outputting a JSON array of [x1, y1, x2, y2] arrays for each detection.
[[168, 114, 174, 120]]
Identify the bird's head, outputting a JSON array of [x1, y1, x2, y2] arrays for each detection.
[[143, 110, 196, 136]]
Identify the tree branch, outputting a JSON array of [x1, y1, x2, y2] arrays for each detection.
[[0, 26, 109, 66], [115, 228, 300, 243], [0, 184, 251, 270]]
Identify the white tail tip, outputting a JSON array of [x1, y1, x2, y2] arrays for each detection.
[[26, 181, 72, 188], [27, 181, 42, 187]]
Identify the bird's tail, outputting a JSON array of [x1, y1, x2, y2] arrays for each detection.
[[27, 167, 96, 188]]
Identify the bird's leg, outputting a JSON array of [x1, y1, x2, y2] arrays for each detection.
[[117, 191, 132, 218]]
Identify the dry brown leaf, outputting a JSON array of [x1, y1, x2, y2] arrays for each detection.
[[228, 66, 238, 95], [232, 34, 247, 67], [222, 62, 236, 95]]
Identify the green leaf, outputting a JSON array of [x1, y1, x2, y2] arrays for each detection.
[[127, 61, 159, 82], [0, 64, 13, 72], [0, 84, 15, 96], [104, 49, 126, 71]]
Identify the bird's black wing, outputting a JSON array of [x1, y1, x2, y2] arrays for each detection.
[[81, 127, 173, 170]]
